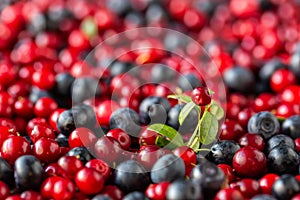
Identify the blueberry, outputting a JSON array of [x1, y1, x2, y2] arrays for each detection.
[[72, 77, 101, 103], [114, 160, 150, 193], [167, 104, 198, 134], [151, 64, 176, 83], [29, 86, 51, 103], [56, 109, 76, 136], [139, 96, 171, 125], [54, 72, 75, 97], [123, 192, 150, 200], [125, 12, 146, 27], [178, 73, 204, 92], [106, 0, 132, 16], [247, 111, 280, 140], [251, 194, 277, 200], [272, 174, 300, 200], [206, 140, 240, 165], [266, 134, 295, 152], [289, 51, 300, 78], [259, 58, 287, 81], [110, 108, 141, 137], [66, 147, 93, 164], [267, 145, 299, 175], [223, 66, 255, 93], [146, 4, 169, 24], [108, 60, 134, 76], [190, 161, 225, 196], [0, 158, 14, 186], [166, 179, 203, 200], [282, 115, 300, 139], [14, 155, 43, 191], [72, 104, 97, 128], [92, 195, 112, 200], [150, 154, 185, 183], [55, 134, 69, 147]]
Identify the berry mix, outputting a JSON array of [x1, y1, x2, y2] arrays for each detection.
[[0, 0, 300, 200]]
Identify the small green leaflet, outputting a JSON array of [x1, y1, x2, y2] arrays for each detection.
[[155, 136, 178, 149], [167, 94, 192, 104], [178, 101, 197, 126], [199, 111, 219, 145], [148, 124, 184, 147], [209, 100, 224, 120]]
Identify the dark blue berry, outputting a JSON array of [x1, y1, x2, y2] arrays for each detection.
[[151, 64, 176, 83], [151, 154, 185, 183], [267, 145, 299, 175], [0, 158, 14, 187], [56, 109, 76, 136], [92, 195, 112, 200], [66, 147, 93, 164], [110, 108, 141, 137], [139, 96, 171, 125], [289, 51, 300, 79], [114, 160, 150, 193], [247, 111, 280, 140], [55, 134, 69, 147], [54, 72, 75, 97], [166, 179, 203, 200], [266, 134, 295, 153], [14, 155, 43, 191], [272, 174, 300, 200], [178, 73, 204, 92], [123, 192, 150, 200], [206, 140, 240, 165], [259, 58, 287, 82], [251, 194, 277, 200], [108, 60, 134, 76], [282, 115, 300, 139], [72, 104, 97, 129], [72, 77, 101, 103]]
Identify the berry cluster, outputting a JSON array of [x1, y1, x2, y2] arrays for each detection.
[[0, 0, 300, 200]]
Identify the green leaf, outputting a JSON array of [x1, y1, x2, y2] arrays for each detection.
[[148, 124, 184, 147], [178, 101, 197, 126], [80, 17, 98, 39], [167, 94, 192, 104], [199, 112, 219, 145], [155, 136, 178, 149], [209, 100, 224, 120]]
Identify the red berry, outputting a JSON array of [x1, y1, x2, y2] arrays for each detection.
[[29, 124, 56, 143], [191, 86, 212, 106], [13, 97, 33, 118], [173, 146, 197, 168], [75, 168, 105, 195], [31, 69, 55, 90], [49, 108, 66, 131], [68, 127, 97, 149], [259, 174, 279, 194], [57, 156, 83, 180], [96, 100, 120, 126], [33, 138, 60, 163], [218, 164, 235, 183], [41, 177, 60, 199], [253, 93, 278, 112], [52, 177, 76, 200], [281, 85, 300, 104], [238, 133, 265, 151], [270, 69, 297, 93], [138, 145, 166, 170], [0, 62, 17, 86], [232, 146, 266, 178], [214, 188, 244, 200], [146, 182, 170, 200], [295, 138, 300, 152], [5, 195, 22, 200], [101, 185, 124, 200], [106, 128, 131, 150], [231, 179, 261, 198], [85, 159, 111, 180], [0, 181, 9, 199], [226, 102, 241, 120], [94, 136, 122, 165], [34, 97, 58, 118], [237, 108, 254, 127], [20, 191, 43, 200], [220, 119, 244, 141], [139, 128, 158, 146]]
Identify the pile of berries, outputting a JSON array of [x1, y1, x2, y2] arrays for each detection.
[[1, 0, 300, 199]]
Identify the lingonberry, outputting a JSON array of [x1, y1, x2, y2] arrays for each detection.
[[34, 97, 58, 118], [20, 191, 43, 200], [1, 136, 31, 165], [259, 174, 280, 194], [31, 69, 56, 90], [0, 62, 17, 86], [5, 195, 22, 200], [52, 177, 76, 200], [280, 85, 300, 104], [138, 145, 166, 170], [232, 146, 266, 178], [96, 100, 120, 127], [217, 164, 235, 183], [57, 156, 83, 180], [48, 108, 66, 131], [237, 108, 254, 127], [139, 128, 158, 146], [33, 138, 60, 163], [101, 185, 124, 200], [68, 127, 97, 149], [94, 136, 122, 164], [85, 159, 111, 180], [270, 69, 297, 93], [44, 163, 67, 178], [75, 167, 105, 195], [231, 179, 261, 198], [13, 97, 33, 118], [0, 181, 9, 199], [106, 128, 131, 150], [191, 86, 212, 106], [173, 146, 197, 169], [229, 93, 249, 109], [214, 188, 244, 200], [29, 124, 56, 143], [225, 102, 241, 120], [26, 117, 48, 135], [7, 80, 31, 97], [253, 93, 278, 112], [219, 119, 244, 141], [145, 182, 170, 200], [276, 103, 299, 118], [238, 133, 265, 151]]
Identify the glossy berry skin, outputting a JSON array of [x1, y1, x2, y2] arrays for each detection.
[[106, 128, 131, 150], [85, 159, 111, 180], [251, 194, 277, 200], [145, 182, 170, 200], [96, 100, 120, 127], [191, 86, 212, 106], [33, 138, 60, 163], [14, 155, 43, 190], [272, 174, 300, 200], [206, 140, 240, 165], [31, 69, 55, 90], [253, 93, 278, 112], [68, 127, 97, 149], [101, 185, 124, 200], [94, 136, 122, 165], [280, 85, 300, 104], [13, 97, 33, 118], [52, 177, 76, 200], [219, 119, 244, 141], [34, 97, 58, 118], [217, 164, 235, 183], [54, 72, 75, 96], [114, 160, 150, 193], [0, 158, 14, 186], [173, 146, 197, 169], [0, 181, 9, 199], [214, 188, 244, 200], [49, 108, 66, 131], [20, 191, 43, 200], [178, 73, 204, 91], [56, 109, 76, 136], [57, 156, 83, 179], [29, 124, 56, 143], [139, 128, 158, 146], [66, 147, 93, 164], [166, 179, 202, 200], [259, 174, 280, 194], [267, 145, 299, 175], [75, 167, 105, 195], [138, 145, 166, 170], [238, 133, 265, 151], [270, 69, 297, 93], [151, 154, 185, 183], [232, 146, 266, 178], [1, 136, 31, 165], [139, 96, 171, 125], [247, 111, 280, 139], [110, 108, 141, 137], [266, 134, 295, 152], [190, 161, 225, 198], [231, 179, 261, 198], [282, 115, 300, 139]]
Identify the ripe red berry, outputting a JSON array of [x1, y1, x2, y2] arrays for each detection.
[[29, 124, 56, 143], [253, 93, 278, 112], [68, 127, 97, 149], [191, 86, 212, 106], [13, 97, 33, 118], [0, 181, 9, 199], [52, 177, 76, 200], [85, 159, 111, 180], [57, 156, 83, 180], [75, 168, 105, 195], [106, 128, 131, 150], [33, 138, 60, 163], [270, 69, 297, 93], [218, 164, 235, 183], [238, 133, 265, 151], [146, 182, 170, 200], [214, 188, 244, 200], [220, 119, 244, 141], [31, 69, 56, 90], [173, 146, 197, 168], [34, 97, 58, 118], [20, 191, 43, 200], [96, 100, 120, 126], [259, 174, 279, 194], [231, 179, 261, 198]]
